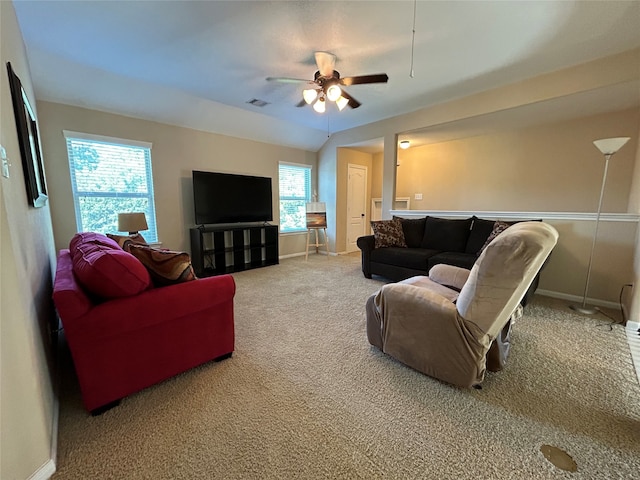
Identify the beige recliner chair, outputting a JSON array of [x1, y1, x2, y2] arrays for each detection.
[[366, 221, 558, 388]]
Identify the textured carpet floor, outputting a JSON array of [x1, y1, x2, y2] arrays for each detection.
[[53, 254, 640, 479]]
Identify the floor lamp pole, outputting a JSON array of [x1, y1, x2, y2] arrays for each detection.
[[570, 154, 611, 314], [570, 136, 630, 315]]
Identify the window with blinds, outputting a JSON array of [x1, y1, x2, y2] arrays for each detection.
[[279, 163, 312, 233], [64, 131, 159, 243]]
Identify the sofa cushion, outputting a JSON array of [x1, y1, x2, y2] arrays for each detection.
[[478, 221, 512, 255], [128, 245, 197, 287], [106, 233, 148, 252], [427, 251, 478, 271], [393, 216, 426, 248], [421, 217, 472, 252], [69, 231, 120, 256], [70, 233, 152, 299], [371, 219, 407, 248], [465, 216, 496, 254], [371, 247, 439, 271]]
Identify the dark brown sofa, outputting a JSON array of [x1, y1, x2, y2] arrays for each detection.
[[357, 215, 544, 305]]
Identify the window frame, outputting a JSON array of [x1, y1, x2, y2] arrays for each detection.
[[278, 162, 313, 234], [63, 130, 159, 243]]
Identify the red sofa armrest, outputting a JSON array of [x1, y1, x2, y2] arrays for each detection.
[[53, 249, 93, 321]]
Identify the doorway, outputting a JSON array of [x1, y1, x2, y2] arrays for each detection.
[[346, 164, 368, 253]]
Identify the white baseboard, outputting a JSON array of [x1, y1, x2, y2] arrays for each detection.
[[279, 251, 338, 259], [279, 252, 306, 260], [536, 289, 620, 310], [28, 459, 55, 480]]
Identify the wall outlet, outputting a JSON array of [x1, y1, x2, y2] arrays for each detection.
[[414, 193, 423, 201], [1, 145, 9, 178]]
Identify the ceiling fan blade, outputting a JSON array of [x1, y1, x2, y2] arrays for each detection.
[[315, 51, 336, 77], [296, 98, 307, 108], [340, 90, 361, 109], [266, 76, 313, 84], [340, 73, 389, 86]]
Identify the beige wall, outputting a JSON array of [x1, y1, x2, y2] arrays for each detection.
[[371, 152, 383, 199], [628, 123, 640, 323], [388, 109, 639, 304], [36, 102, 317, 257], [319, 50, 640, 307], [318, 146, 337, 252], [335, 148, 373, 253], [319, 50, 639, 244], [1, 2, 58, 478], [539, 219, 636, 305], [395, 109, 638, 212], [387, 109, 640, 305]]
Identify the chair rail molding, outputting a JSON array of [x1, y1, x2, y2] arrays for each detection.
[[391, 210, 640, 223]]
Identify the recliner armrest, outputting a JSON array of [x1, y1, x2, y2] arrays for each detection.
[[429, 264, 470, 291]]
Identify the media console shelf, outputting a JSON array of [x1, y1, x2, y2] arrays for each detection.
[[190, 224, 279, 276]]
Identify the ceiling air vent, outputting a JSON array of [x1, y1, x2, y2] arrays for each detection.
[[246, 98, 269, 107]]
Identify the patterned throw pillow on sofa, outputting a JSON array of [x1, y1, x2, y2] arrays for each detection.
[[371, 219, 407, 249], [128, 245, 197, 287], [478, 221, 511, 255], [106, 233, 148, 252]]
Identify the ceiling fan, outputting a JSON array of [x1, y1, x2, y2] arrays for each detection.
[[266, 51, 388, 113]]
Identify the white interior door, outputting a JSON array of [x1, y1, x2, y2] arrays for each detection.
[[346, 164, 367, 253]]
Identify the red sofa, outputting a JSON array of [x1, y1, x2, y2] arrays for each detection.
[[52, 232, 235, 414]]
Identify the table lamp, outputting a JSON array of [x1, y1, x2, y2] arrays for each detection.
[[118, 212, 148, 235]]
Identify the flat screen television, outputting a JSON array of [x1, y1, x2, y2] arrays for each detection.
[[193, 170, 273, 225]]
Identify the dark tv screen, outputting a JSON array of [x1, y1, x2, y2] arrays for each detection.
[[193, 170, 273, 225]]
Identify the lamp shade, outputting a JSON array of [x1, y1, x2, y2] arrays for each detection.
[[593, 137, 630, 155], [118, 212, 148, 234]]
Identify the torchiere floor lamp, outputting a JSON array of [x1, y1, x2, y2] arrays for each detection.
[[570, 137, 630, 315]]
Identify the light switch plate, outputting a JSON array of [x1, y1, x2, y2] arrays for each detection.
[[1, 145, 9, 178]]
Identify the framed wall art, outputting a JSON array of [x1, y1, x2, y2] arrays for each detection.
[[6, 62, 47, 208]]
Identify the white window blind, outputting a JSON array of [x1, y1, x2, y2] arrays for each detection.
[[279, 163, 312, 233], [64, 131, 159, 243]]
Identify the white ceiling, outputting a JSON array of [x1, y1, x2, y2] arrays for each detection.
[[13, 1, 640, 152]]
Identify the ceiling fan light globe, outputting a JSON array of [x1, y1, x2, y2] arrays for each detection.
[[336, 96, 349, 111], [303, 88, 318, 105], [313, 98, 326, 113], [326, 84, 342, 102]]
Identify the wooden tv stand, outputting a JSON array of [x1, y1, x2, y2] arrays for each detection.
[[190, 224, 278, 276]]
